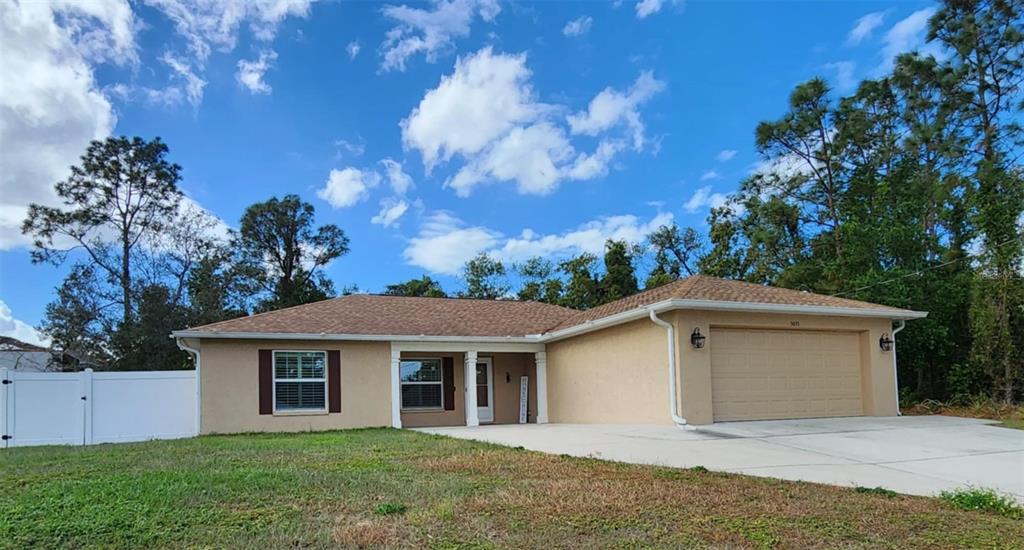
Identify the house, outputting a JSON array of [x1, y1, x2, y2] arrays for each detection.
[[0, 336, 53, 372], [172, 275, 927, 434]]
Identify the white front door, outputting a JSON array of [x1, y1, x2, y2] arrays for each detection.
[[475, 358, 494, 423]]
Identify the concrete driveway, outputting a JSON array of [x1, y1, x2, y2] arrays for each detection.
[[418, 416, 1024, 501]]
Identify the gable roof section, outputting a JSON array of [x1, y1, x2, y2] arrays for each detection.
[[180, 294, 577, 338], [547, 275, 923, 332], [174, 276, 925, 341]]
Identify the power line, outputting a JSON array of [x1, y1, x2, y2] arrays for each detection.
[[830, 235, 1024, 298]]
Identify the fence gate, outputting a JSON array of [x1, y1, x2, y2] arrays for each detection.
[[0, 368, 197, 448]]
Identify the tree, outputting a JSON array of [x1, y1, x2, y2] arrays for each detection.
[[110, 285, 191, 371], [383, 276, 447, 297], [646, 223, 703, 288], [39, 263, 114, 367], [515, 257, 564, 303], [23, 136, 183, 324], [459, 253, 510, 299], [558, 253, 601, 310], [233, 195, 349, 311], [186, 253, 251, 327], [600, 240, 639, 302]]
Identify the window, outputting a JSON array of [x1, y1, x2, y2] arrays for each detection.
[[273, 351, 327, 412], [400, 359, 443, 409]]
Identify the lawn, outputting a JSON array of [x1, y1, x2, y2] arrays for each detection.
[[1, 429, 1021, 549]]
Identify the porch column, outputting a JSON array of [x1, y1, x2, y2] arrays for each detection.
[[464, 350, 479, 426], [389, 349, 402, 428], [535, 351, 549, 424]]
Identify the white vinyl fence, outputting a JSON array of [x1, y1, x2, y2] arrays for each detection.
[[0, 368, 197, 448]]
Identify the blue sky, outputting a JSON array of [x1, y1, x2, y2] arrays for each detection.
[[0, 0, 938, 345]]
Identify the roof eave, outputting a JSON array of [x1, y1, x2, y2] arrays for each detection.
[[170, 330, 542, 343]]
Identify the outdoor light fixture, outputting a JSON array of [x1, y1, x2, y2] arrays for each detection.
[[690, 328, 706, 349], [879, 333, 894, 352]]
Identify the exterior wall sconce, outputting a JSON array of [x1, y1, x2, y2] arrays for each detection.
[[879, 333, 894, 352], [690, 328, 706, 349]]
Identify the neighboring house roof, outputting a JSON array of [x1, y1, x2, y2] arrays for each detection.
[[0, 336, 48, 352], [174, 275, 925, 341], [548, 275, 920, 332], [181, 294, 578, 338]]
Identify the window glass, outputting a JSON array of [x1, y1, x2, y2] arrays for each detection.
[[274, 351, 327, 411], [400, 359, 443, 409]]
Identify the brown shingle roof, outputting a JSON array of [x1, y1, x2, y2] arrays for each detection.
[[548, 275, 917, 332], [185, 294, 577, 338], [180, 276, 920, 338]]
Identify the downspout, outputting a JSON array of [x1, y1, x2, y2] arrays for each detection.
[[648, 310, 691, 429], [891, 320, 906, 417], [176, 338, 202, 436]]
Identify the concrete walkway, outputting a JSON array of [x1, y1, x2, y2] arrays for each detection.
[[417, 416, 1024, 501]]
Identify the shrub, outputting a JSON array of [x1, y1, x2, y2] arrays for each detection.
[[374, 502, 407, 516], [855, 486, 899, 498], [939, 488, 1023, 519]]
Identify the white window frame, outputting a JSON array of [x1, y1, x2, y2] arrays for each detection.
[[400, 357, 444, 411], [272, 350, 328, 413]]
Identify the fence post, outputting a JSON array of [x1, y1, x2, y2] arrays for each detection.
[[80, 368, 94, 446], [0, 367, 8, 449]]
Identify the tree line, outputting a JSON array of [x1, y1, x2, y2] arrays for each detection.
[[22, 1, 1023, 405]]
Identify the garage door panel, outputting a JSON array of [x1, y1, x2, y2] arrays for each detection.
[[711, 328, 864, 422]]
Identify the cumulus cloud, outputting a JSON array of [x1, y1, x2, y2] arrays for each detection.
[[847, 11, 885, 46], [567, 70, 665, 150], [236, 50, 278, 94], [346, 40, 360, 59], [402, 210, 672, 274], [403, 211, 501, 274], [447, 122, 574, 197], [716, 149, 737, 162], [635, 0, 663, 19], [683, 185, 730, 214], [879, 7, 940, 72], [317, 167, 380, 208], [0, 1, 129, 250], [380, 158, 414, 194], [379, 0, 500, 72], [563, 16, 592, 37], [371, 198, 410, 228], [0, 300, 49, 348]]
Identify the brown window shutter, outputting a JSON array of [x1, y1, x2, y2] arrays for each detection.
[[327, 350, 341, 413], [442, 357, 455, 411], [258, 349, 273, 415]]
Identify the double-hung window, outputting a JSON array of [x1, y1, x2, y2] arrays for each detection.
[[400, 358, 443, 410], [273, 351, 327, 412]]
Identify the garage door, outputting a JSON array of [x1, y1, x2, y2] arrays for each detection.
[[710, 328, 863, 421]]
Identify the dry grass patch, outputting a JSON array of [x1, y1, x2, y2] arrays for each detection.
[[905, 398, 1024, 429]]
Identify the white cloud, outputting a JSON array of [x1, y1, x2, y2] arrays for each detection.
[[346, 40, 361, 59], [0, 0, 128, 250], [335, 137, 366, 158], [825, 60, 857, 92], [0, 300, 49, 348], [447, 122, 574, 197], [380, 158, 414, 194], [567, 70, 665, 150], [683, 185, 730, 214], [401, 47, 546, 170], [879, 7, 940, 72], [236, 50, 278, 94], [317, 167, 380, 208], [371, 198, 410, 228], [847, 11, 885, 46], [562, 16, 592, 37], [566, 139, 623, 181], [635, 0, 663, 19], [403, 211, 500, 274], [699, 170, 721, 182], [158, 52, 207, 105], [403, 210, 673, 274], [379, 0, 500, 72], [716, 149, 737, 162]]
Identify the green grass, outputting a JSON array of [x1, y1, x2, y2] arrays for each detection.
[[1, 429, 1022, 549], [855, 486, 900, 498], [940, 488, 1024, 519]]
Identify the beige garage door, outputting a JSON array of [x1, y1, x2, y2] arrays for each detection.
[[710, 328, 863, 421]]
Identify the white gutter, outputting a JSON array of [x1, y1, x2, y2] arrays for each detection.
[[171, 331, 541, 343], [891, 320, 906, 417], [648, 309, 690, 429], [175, 338, 202, 436]]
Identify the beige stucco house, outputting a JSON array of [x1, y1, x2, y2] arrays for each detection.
[[172, 275, 926, 434]]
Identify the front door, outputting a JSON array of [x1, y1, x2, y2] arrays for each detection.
[[476, 358, 494, 423]]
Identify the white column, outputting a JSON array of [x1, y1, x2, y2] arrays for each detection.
[[464, 350, 479, 427], [389, 348, 402, 428], [535, 351, 549, 424]]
